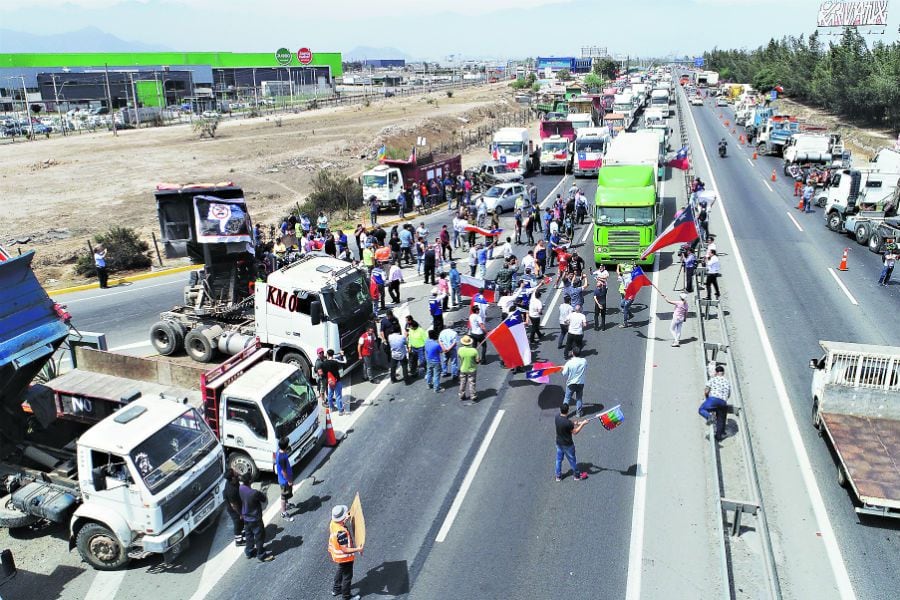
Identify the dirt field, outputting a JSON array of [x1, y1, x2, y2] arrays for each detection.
[[0, 83, 527, 287]]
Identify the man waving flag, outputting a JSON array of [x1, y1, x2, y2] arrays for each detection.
[[640, 203, 699, 260]]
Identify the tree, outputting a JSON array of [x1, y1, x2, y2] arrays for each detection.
[[556, 68, 572, 81], [592, 58, 619, 80], [583, 73, 602, 91]]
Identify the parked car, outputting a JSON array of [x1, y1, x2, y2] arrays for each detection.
[[715, 97, 729, 107], [200, 110, 220, 119], [479, 183, 527, 215]]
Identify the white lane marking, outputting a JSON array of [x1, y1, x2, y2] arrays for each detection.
[[786, 212, 804, 232], [580, 221, 593, 245], [56, 279, 185, 303], [624, 253, 660, 600], [764, 181, 774, 193], [827, 268, 859, 306], [84, 571, 126, 600], [747, 158, 754, 167], [683, 93, 857, 600], [108, 340, 154, 352], [538, 222, 590, 328], [189, 377, 387, 600], [435, 409, 505, 543]]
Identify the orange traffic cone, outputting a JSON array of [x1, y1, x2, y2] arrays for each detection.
[[838, 248, 849, 271], [796, 196, 804, 210], [323, 406, 338, 446], [752, 151, 758, 160], [724, 120, 730, 127], [771, 169, 777, 182]]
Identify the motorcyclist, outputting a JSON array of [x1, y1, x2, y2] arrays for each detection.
[[718, 138, 727, 156]]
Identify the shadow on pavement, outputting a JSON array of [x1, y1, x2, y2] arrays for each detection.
[[581, 462, 638, 478], [0, 565, 84, 598], [292, 494, 332, 516], [267, 533, 303, 556], [356, 559, 410, 597], [537, 385, 564, 410]]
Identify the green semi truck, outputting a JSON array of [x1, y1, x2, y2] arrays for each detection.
[[593, 164, 659, 266]]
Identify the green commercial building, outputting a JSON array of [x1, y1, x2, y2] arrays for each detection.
[[0, 50, 343, 110]]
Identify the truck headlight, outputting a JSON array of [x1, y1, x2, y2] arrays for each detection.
[[598, 247, 608, 253], [168, 529, 185, 547]]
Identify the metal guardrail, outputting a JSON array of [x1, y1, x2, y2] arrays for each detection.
[[675, 87, 782, 600]]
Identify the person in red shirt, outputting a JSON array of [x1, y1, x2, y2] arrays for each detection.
[[555, 248, 571, 288], [357, 325, 376, 382]]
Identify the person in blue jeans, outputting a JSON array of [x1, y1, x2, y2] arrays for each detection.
[[698, 364, 731, 441], [448, 262, 461, 307], [439, 326, 459, 378], [424, 329, 444, 392], [562, 348, 587, 418], [321, 349, 347, 415], [555, 403, 588, 482]]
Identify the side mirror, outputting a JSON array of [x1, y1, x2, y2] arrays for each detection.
[[91, 466, 107, 491], [310, 300, 323, 326]]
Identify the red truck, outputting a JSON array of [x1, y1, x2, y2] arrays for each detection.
[[361, 152, 462, 211]]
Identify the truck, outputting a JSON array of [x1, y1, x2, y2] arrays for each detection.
[[823, 150, 900, 234], [539, 135, 572, 174], [755, 115, 799, 157], [0, 250, 225, 570], [463, 160, 524, 192], [572, 127, 611, 178], [809, 341, 900, 518], [150, 184, 375, 380], [602, 113, 628, 137], [782, 132, 845, 173], [491, 127, 537, 176], [540, 117, 576, 142], [593, 165, 659, 266], [361, 152, 462, 211], [613, 93, 636, 130], [649, 89, 670, 117], [567, 112, 594, 132], [602, 130, 664, 181]]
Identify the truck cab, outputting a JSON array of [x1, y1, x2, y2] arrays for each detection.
[[824, 168, 900, 234], [649, 89, 670, 117], [572, 127, 610, 178], [539, 135, 571, 174], [361, 164, 404, 209], [492, 127, 534, 176]]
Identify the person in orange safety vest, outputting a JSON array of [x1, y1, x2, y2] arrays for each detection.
[[329, 504, 364, 600]]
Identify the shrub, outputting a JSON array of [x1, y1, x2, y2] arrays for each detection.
[[75, 227, 152, 276], [446, 90, 454, 98], [293, 169, 363, 219], [193, 116, 219, 138]]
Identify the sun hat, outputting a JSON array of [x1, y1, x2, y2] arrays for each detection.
[[460, 335, 474, 346], [331, 505, 349, 522]]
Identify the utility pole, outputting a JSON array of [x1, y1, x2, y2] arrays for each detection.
[[50, 74, 66, 136], [252, 68, 259, 111], [103, 64, 118, 137], [129, 72, 141, 128], [286, 67, 294, 109], [17, 76, 35, 140]]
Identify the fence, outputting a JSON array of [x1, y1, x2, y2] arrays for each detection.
[[433, 109, 534, 156]]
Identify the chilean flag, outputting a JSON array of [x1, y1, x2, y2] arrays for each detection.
[[487, 311, 531, 368], [460, 275, 497, 302], [624, 266, 652, 300], [640, 203, 699, 259], [526, 362, 562, 383], [465, 225, 503, 237], [666, 146, 690, 171]]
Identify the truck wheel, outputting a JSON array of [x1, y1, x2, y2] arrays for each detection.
[[227, 451, 258, 482], [756, 143, 766, 157], [837, 464, 848, 488], [493, 206, 503, 216], [827, 212, 843, 232], [811, 399, 823, 431], [0, 499, 39, 529], [869, 233, 883, 254], [783, 163, 790, 176], [184, 329, 216, 363], [280, 351, 312, 381], [76, 522, 129, 571], [150, 321, 184, 356], [816, 195, 827, 208], [854, 223, 871, 245]]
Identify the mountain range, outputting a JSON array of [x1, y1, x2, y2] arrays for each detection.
[[0, 27, 171, 53]]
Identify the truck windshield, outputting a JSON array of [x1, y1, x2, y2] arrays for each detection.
[[362, 175, 387, 188], [129, 409, 216, 495], [262, 371, 317, 439], [596, 206, 655, 226], [576, 140, 604, 153], [651, 97, 667, 105], [322, 271, 370, 321], [543, 142, 568, 152], [495, 142, 523, 155]]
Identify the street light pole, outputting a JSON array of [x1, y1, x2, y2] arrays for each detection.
[[129, 72, 141, 128], [50, 74, 67, 136], [17, 76, 35, 140], [103, 64, 118, 137]]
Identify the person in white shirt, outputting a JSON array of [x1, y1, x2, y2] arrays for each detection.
[[562, 347, 588, 417], [498, 237, 513, 261], [527, 289, 543, 343], [705, 249, 721, 300], [468, 304, 487, 361], [453, 215, 467, 249], [564, 304, 588, 355], [387, 261, 404, 304], [522, 251, 535, 274], [557, 295, 573, 350], [497, 294, 517, 318]]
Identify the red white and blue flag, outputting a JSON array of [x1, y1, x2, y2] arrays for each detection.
[[487, 311, 531, 368], [666, 145, 690, 171], [640, 203, 699, 259], [526, 362, 562, 383], [460, 275, 497, 303], [624, 266, 652, 300], [464, 225, 503, 237]]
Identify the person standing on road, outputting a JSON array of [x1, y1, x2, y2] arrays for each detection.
[[457, 335, 480, 401], [468, 304, 487, 362], [879, 241, 898, 286], [439, 325, 460, 379], [388, 261, 404, 304], [705, 249, 721, 300], [683, 246, 697, 294], [368, 195, 379, 226], [698, 364, 732, 441], [329, 504, 364, 600], [557, 295, 573, 350], [371, 262, 386, 311], [562, 348, 588, 418], [94, 244, 109, 289], [662, 293, 689, 347], [239, 472, 272, 562], [223, 468, 245, 547], [424, 329, 444, 393], [564, 304, 588, 356], [313, 347, 327, 405], [801, 182, 815, 213], [321, 349, 347, 415], [274, 437, 295, 522], [554, 403, 588, 482], [357, 325, 376, 383], [406, 319, 427, 377], [448, 261, 461, 308], [388, 329, 410, 384], [429, 291, 445, 333], [592, 269, 608, 331], [527, 289, 544, 344], [423, 242, 437, 285]]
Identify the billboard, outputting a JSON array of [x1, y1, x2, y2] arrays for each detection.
[[817, 1, 889, 27]]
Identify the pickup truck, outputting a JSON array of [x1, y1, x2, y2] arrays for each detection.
[[810, 341, 900, 518], [464, 160, 523, 192]]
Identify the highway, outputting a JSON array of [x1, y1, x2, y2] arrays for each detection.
[[686, 91, 900, 600]]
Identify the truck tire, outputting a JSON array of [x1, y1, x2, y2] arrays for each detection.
[[227, 451, 259, 482], [184, 329, 216, 363], [811, 399, 823, 431], [0, 499, 40, 529], [816, 195, 827, 208], [854, 222, 871, 245], [150, 321, 184, 356], [869, 233, 883, 254], [756, 142, 766, 157], [837, 464, 848, 488], [280, 351, 311, 380], [783, 163, 791, 176], [827, 212, 843, 232], [76, 522, 129, 571]]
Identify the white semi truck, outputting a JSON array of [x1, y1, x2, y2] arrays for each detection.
[[649, 89, 670, 117], [491, 127, 537, 176], [572, 127, 610, 178]]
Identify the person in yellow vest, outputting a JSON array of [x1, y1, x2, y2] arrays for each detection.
[[329, 504, 364, 600]]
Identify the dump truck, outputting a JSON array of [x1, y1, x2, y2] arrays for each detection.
[[361, 153, 462, 211], [809, 341, 900, 518], [782, 132, 845, 173], [0, 249, 225, 570]]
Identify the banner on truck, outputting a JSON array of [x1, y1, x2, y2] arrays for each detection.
[[193, 195, 253, 244], [816, 1, 889, 27]]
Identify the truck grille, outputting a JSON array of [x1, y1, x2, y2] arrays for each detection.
[[608, 230, 641, 246], [160, 458, 223, 526]]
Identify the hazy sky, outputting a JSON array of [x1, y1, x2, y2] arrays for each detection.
[[3, 0, 899, 59]]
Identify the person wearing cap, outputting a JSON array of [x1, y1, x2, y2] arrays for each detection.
[[669, 292, 690, 347], [699, 364, 732, 441], [457, 335, 481, 401], [314, 347, 327, 405], [878, 239, 898, 286], [328, 504, 363, 600]]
